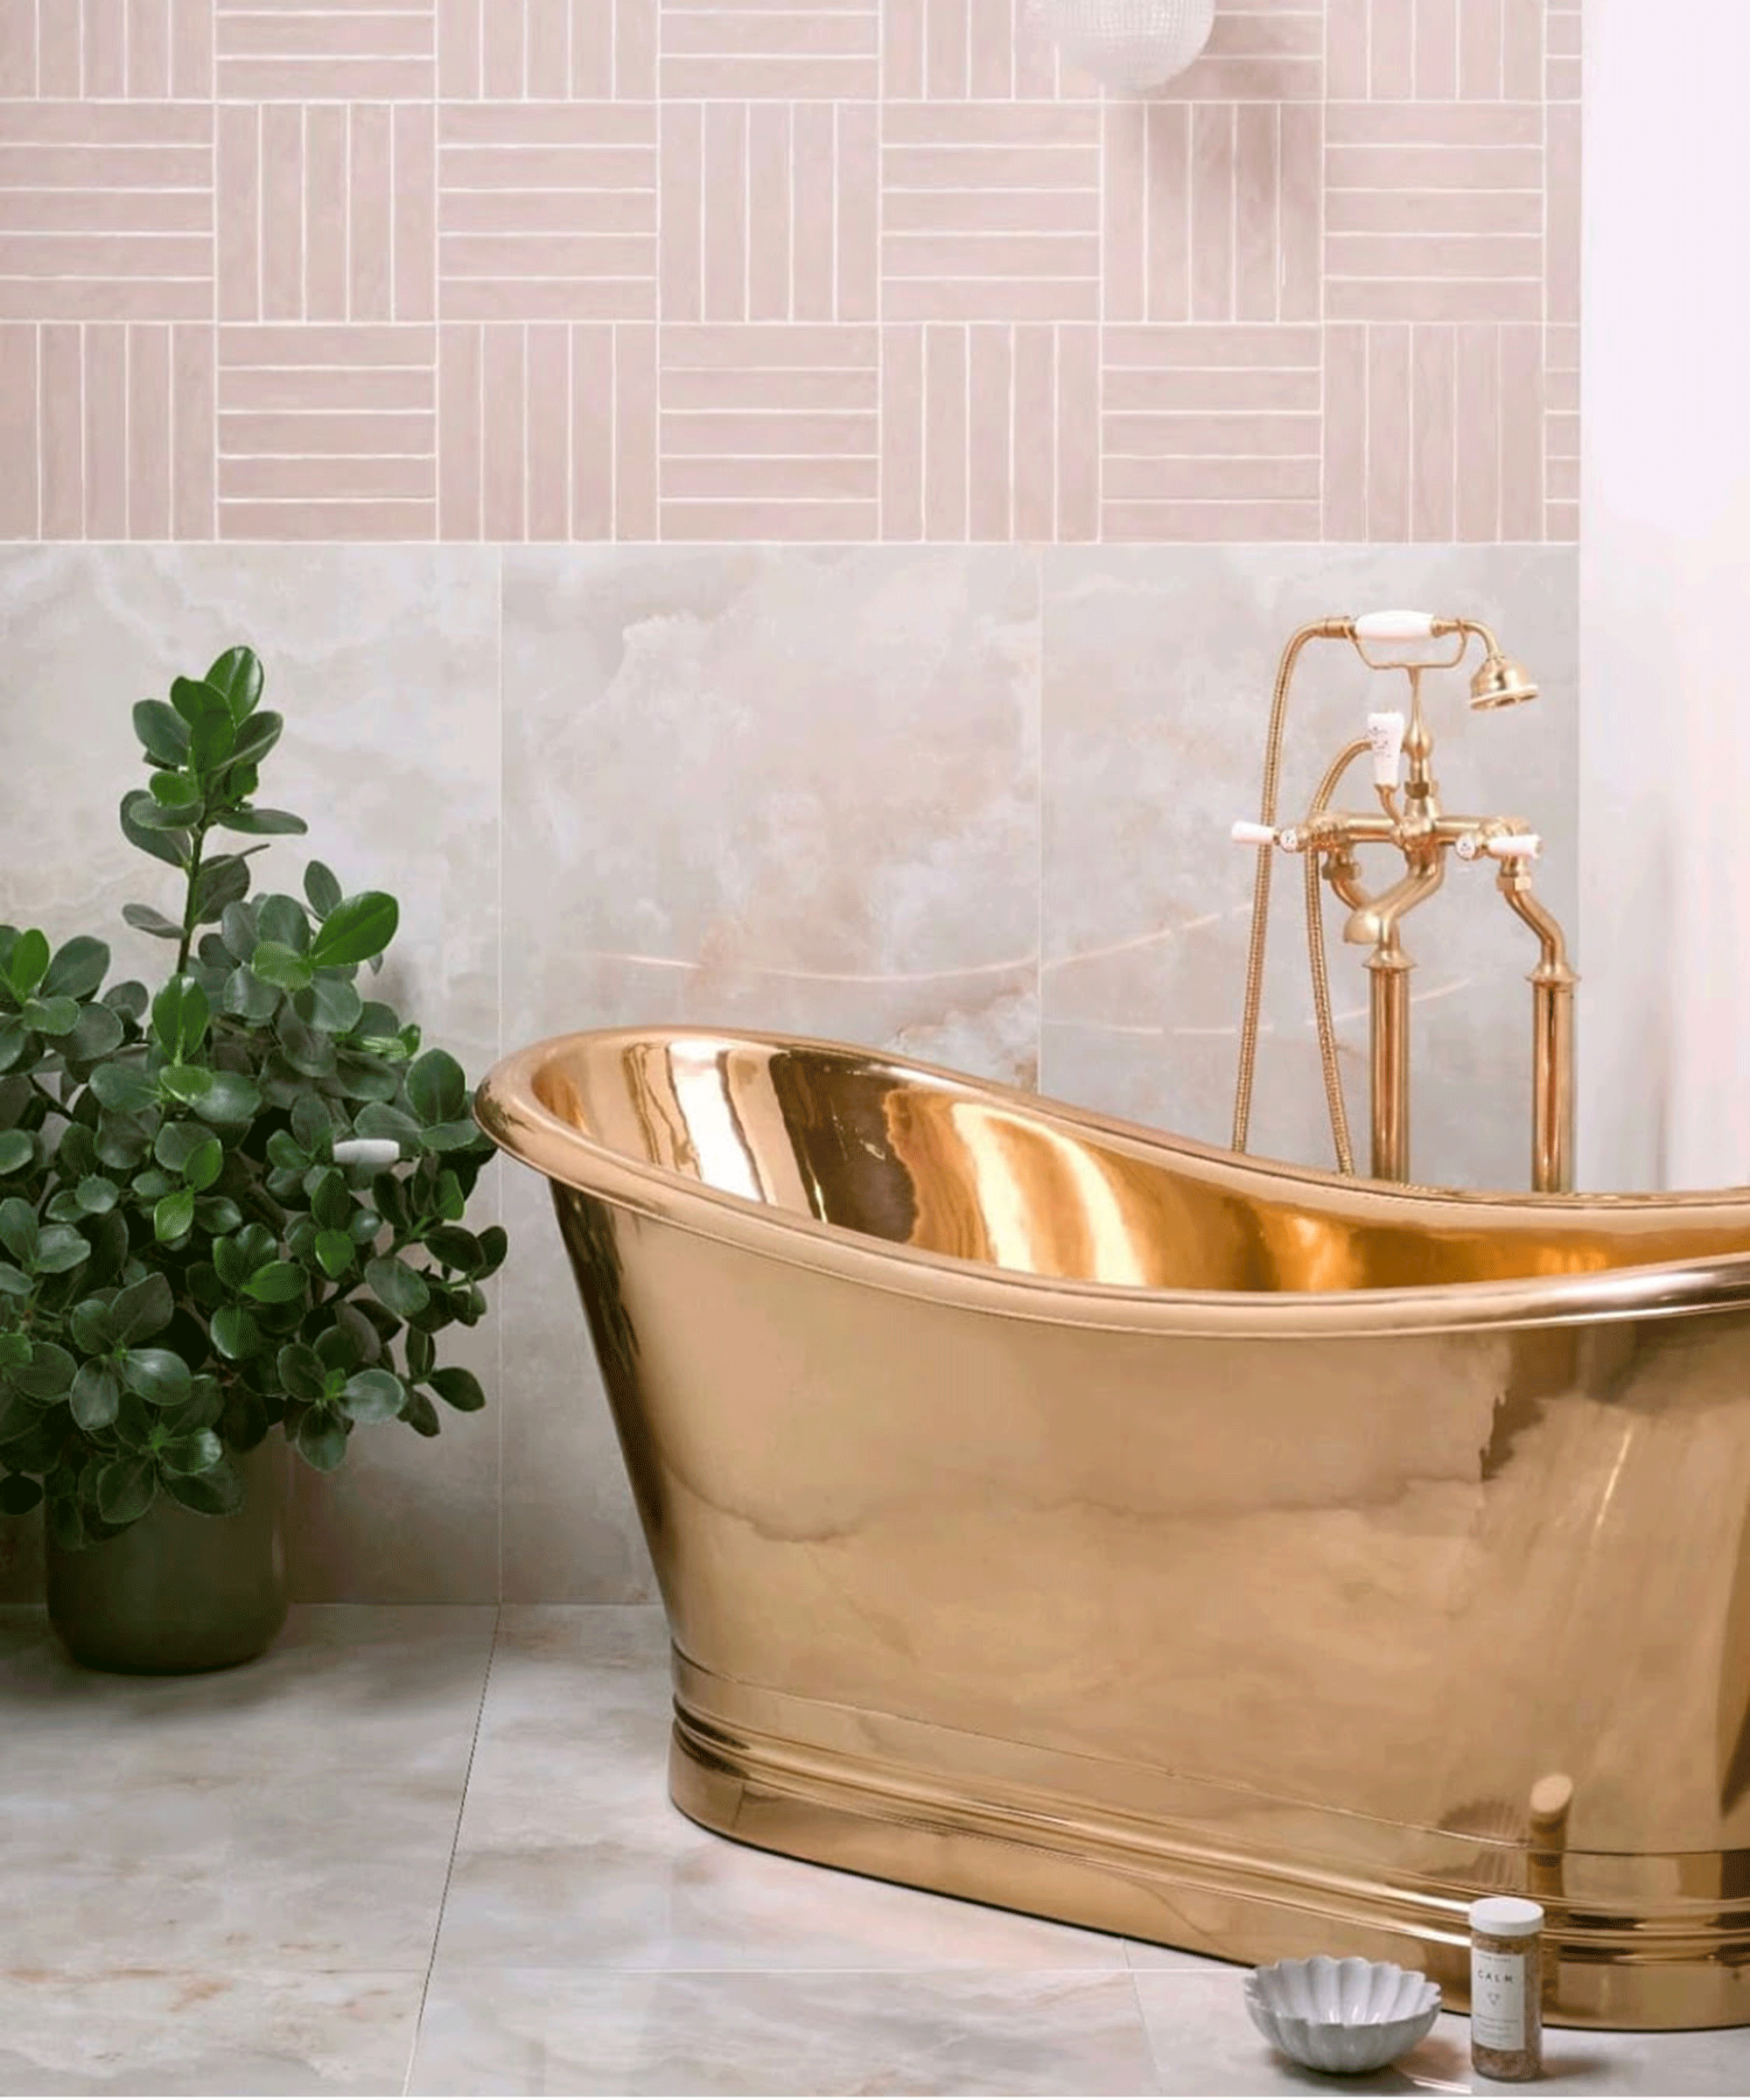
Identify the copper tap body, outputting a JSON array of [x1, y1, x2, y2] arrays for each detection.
[[1234, 618, 1576, 1194]]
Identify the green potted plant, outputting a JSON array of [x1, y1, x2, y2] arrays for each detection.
[[0, 647, 502, 1672]]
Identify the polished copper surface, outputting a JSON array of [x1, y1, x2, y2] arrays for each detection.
[[479, 1028, 1750, 2030]]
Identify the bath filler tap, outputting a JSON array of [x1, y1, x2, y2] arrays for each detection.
[[1229, 611, 1577, 1193]]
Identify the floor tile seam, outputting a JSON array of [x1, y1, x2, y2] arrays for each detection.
[[417, 1962, 1144, 1979], [1124, 1964, 1172, 2097], [406, 1602, 502, 2099]]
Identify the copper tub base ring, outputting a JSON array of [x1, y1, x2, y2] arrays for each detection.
[[670, 1661, 1750, 2034]]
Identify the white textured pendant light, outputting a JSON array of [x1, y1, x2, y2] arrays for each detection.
[[1032, 0, 1216, 90]]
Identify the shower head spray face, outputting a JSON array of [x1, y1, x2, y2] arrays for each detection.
[[1469, 654, 1539, 710], [1030, 0, 1216, 90]]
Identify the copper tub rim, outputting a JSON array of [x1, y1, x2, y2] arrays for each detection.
[[477, 1025, 1750, 1341]]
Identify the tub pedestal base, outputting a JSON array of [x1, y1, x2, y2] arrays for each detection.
[[670, 1660, 1750, 2034]]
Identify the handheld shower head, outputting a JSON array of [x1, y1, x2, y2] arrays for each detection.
[[1469, 653, 1538, 710]]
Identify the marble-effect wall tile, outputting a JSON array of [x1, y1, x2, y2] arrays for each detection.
[[1041, 546, 1580, 1192], [495, 545, 1042, 1601], [0, 547, 502, 1604]]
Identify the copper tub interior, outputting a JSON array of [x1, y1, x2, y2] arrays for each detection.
[[479, 1027, 1750, 2034]]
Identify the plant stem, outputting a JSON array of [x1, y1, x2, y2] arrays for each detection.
[[176, 822, 210, 975]]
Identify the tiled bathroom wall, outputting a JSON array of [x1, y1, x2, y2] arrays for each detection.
[[0, 542, 1577, 1606], [0, 3, 1583, 1602], [0, 0, 1578, 544]]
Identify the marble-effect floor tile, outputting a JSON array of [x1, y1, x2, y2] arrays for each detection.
[[0, 1606, 495, 1974], [437, 1606, 1125, 1974], [410, 1968, 1162, 2097], [0, 1971, 420, 2097]]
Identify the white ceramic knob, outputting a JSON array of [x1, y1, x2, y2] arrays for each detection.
[[1354, 610, 1437, 643], [1231, 820, 1278, 847]]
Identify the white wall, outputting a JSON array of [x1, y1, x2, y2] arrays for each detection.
[[1580, 3, 1750, 1190]]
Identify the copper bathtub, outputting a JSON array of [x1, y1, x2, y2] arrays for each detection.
[[478, 1026, 1750, 2031]]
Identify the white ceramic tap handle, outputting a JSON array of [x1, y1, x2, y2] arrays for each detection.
[[1487, 833, 1542, 862], [1232, 820, 1278, 848], [1367, 710, 1406, 788], [1354, 610, 1437, 643]]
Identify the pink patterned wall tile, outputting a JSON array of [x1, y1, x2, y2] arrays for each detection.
[[660, 322, 876, 539], [1103, 323, 1320, 541], [438, 315, 654, 539], [1326, 100, 1544, 324], [2, 0, 1577, 543], [661, 101, 875, 325], [659, 1, 878, 101], [1103, 99, 1321, 326], [1325, 317, 1544, 542], [0, 104, 213, 320], [884, 0, 1061, 100], [438, 102, 655, 322], [1330, 0, 1542, 100], [214, 1, 433, 102], [881, 103, 1100, 324]]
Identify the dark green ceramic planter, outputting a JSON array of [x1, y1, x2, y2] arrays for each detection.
[[45, 1440, 288, 1674]]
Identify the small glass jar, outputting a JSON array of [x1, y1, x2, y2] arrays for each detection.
[[1469, 1896, 1544, 2081]]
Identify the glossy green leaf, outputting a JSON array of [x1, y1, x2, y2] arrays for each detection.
[[110, 1272, 173, 1345], [297, 1411, 348, 1472], [89, 1062, 158, 1116], [406, 1046, 466, 1126], [399, 1389, 441, 1438], [164, 1459, 246, 1514], [153, 1119, 209, 1173], [217, 806, 307, 837], [304, 860, 342, 916], [20, 995, 79, 1037], [256, 893, 311, 953], [366, 1254, 428, 1318], [199, 1070, 261, 1125], [221, 964, 279, 1024], [185, 1138, 224, 1192], [70, 1362, 121, 1432], [248, 940, 313, 992], [309, 892, 397, 970], [158, 1063, 214, 1107], [153, 1188, 196, 1242], [210, 1304, 263, 1361], [121, 902, 182, 941], [119, 788, 187, 870], [76, 1174, 119, 1214], [13, 1341, 74, 1398], [276, 1341, 328, 1403], [192, 854, 252, 924], [0, 1130, 32, 1176], [354, 1103, 422, 1149], [42, 936, 108, 1001], [225, 710, 284, 772], [0, 1196, 37, 1266], [120, 1348, 192, 1410], [0, 1258, 33, 1298], [96, 1453, 157, 1525], [152, 974, 210, 1060], [315, 1228, 354, 1278], [275, 1010, 336, 1078], [61, 1001, 125, 1064], [0, 1019, 27, 1073], [6, 928, 49, 1000], [430, 1366, 487, 1413], [34, 1223, 90, 1273], [133, 697, 191, 766], [156, 1426, 222, 1477], [339, 1368, 403, 1424], [205, 646, 263, 724], [295, 974, 363, 1035], [242, 1260, 304, 1306]]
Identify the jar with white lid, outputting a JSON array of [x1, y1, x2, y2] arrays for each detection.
[[1469, 1896, 1544, 2081]]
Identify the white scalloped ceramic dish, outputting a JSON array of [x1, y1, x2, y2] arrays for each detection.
[[1245, 1956, 1442, 2075]]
